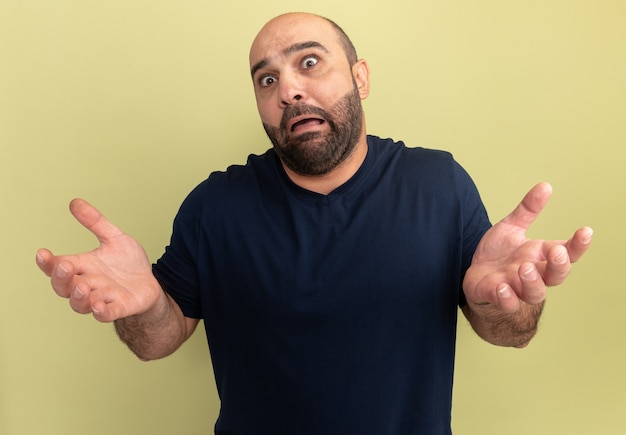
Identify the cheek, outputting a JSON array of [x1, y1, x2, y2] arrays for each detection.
[[316, 76, 355, 106], [256, 100, 280, 127]]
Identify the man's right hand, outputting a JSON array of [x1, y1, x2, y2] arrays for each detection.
[[36, 198, 163, 323]]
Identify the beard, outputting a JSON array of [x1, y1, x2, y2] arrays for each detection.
[[262, 85, 363, 176]]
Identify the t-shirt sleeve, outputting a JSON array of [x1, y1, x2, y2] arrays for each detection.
[[152, 181, 208, 319], [451, 159, 492, 307]]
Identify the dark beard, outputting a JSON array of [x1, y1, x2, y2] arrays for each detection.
[[262, 85, 363, 176]]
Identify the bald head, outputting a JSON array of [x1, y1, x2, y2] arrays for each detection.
[[318, 14, 358, 65], [250, 12, 358, 75]]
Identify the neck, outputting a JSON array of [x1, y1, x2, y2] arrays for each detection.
[[282, 135, 368, 195]]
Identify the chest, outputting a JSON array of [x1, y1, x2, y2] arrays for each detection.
[[201, 184, 463, 324]]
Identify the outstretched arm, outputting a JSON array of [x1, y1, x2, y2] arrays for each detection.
[[462, 183, 593, 347], [36, 199, 198, 360]]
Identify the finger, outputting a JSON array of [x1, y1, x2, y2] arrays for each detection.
[[69, 198, 124, 245], [49, 259, 80, 298], [542, 245, 571, 286], [501, 182, 553, 231], [66, 280, 123, 321], [35, 248, 56, 277], [566, 226, 593, 263], [69, 281, 94, 314], [517, 263, 548, 305], [91, 299, 128, 323], [68, 281, 129, 322], [36, 249, 81, 298], [494, 284, 522, 313]]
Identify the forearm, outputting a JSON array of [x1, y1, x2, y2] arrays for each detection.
[[462, 301, 544, 348], [114, 290, 193, 361]]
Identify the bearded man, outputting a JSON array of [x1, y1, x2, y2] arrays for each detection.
[[37, 12, 593, 435]]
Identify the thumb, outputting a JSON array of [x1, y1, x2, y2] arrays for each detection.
[[69, 199, 124, 244], [502, 182, 552, 231]]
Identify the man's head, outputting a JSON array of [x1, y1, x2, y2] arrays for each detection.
[[249, 13, 370, 176]]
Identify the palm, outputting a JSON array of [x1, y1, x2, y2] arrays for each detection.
[[83, 232, 155, 314], [464, 221, 550, 306]]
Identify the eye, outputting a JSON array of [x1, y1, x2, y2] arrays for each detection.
[[301, 55, 319, 69], [259, 75, 277, 87]]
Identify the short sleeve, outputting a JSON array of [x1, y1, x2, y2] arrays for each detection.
[[152, 181, 208, 319], [452, 160, 492, 306]]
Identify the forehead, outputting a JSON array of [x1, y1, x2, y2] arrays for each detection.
[[249, 14, 341, 70]]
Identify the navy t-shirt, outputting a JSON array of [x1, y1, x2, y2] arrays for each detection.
[[153, 135, 491, 434]]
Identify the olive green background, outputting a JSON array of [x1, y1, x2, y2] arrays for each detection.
[[1, 1, 624, 434]]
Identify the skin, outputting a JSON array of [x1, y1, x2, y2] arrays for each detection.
[[36, 13, 593, 360]]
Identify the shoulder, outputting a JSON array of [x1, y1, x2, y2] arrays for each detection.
[[175, 149, 278, 219], [208, 150, 276, 186], [369, 134, 453, 162], [366, 135, 483, 206], [367, 135, 458, 178], [194, 150, 276, 194]]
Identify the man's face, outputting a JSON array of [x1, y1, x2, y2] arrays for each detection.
[[262, 83, 363, 176], [249, 14, 369, 176]]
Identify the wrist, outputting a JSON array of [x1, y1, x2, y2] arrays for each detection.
[[463, 301, 544, 347]]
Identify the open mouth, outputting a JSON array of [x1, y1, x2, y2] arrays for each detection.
[[289, 116, 326, 134]]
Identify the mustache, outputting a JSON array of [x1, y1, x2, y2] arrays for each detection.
[[279, 104, 331, 131]]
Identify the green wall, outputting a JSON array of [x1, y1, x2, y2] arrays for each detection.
[[2, 1, 624, 433]]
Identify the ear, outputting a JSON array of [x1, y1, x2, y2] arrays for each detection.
[[352, 59, 370, 100]]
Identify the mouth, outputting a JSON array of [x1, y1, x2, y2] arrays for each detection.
[[287, 115, 326, 135]]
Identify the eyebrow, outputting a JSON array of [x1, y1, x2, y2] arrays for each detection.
[[250, 41, 329, 78]]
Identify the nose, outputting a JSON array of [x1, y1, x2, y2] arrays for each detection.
[[278, 72, 305, 108]]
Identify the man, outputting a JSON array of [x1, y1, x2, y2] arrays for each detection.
[[36, 12, 592, 434]]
